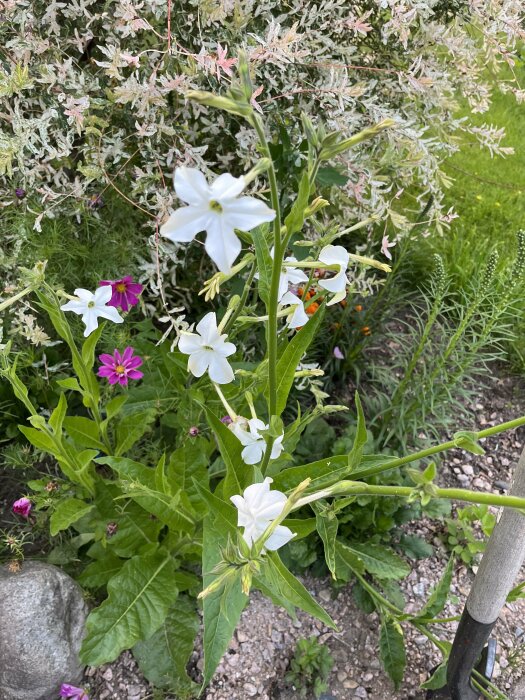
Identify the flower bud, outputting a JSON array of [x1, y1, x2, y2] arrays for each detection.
[[189, 426, 200, 437], [12, 497, 32, 518]]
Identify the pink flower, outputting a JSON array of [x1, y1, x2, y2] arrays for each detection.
[[97, 347, 144, 386], [333, 346, 344, 360], [12, 497, 32, 518], [60, 684, 89, 700], [99, 276, 143, 312], [381, 235, 396, 261]]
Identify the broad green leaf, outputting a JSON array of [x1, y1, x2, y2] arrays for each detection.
[[282, 517, 317, 539], [81, 322, 105, 369], [78, 552, 124, 589], [19, 425, 57, 454], [352, 581, 376, 613], [272, 455, 348, 492], [379, 580, 405, 610], [398, 534, 433, 560], [313, 503, 338, 579], [63, 416, 105, 450], [50, 498, 94, 536], [49, 393, 67, 434], [348, 392, 367, 471], [421, 662, 447, 690], [202, 511, 247, 686], [168, 442, 211, 517], [273, 305, 325, 416], [105, 395, 128, 421], [133, 596, 199, 697], [345, 543, 410, 580], [251, 226, 272, 305], [316, 166, 349, 187], [115, 409, 156, 456], [334, 541, 365, 582], [205, 408, 247, 498], [379, 617, 406, 689], [256, 552, 336, 629], [416, 557, 454, 620], [80, 552, 178, 665], [57, 377, 82, 393]]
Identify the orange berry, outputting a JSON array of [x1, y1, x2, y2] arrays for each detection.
[[306, 302, 319, 315], [354, 304, 363, 312], [339, 299, 347, 308]]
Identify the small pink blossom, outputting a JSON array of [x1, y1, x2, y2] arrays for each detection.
[[215, 43, 237, 80], [99, 276, 143, 312], [333, 346, 344, 360], [189, 426, 199, 437], [60, 684, 89, 700], [97, 347, 144, 386], [250, 85, 264, 114], [381, 235, 396, 260], [12, 497, 32, 518]]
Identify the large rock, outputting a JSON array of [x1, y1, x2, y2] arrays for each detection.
[[0, 562, 88, 700]]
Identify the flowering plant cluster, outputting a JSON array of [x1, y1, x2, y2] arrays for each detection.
[[2, 55, 525, 699]]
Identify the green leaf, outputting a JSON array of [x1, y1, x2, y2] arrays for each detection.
[[105, 395, 128, 421], [345, 543, 410, 580], [421, 661, 447, 690], [50, 498, 94, 536], [133, 596, 199, 697], [49, 393, 67, 434], [80, 553, 178, 665], [115, 409, 156, 456], [313, 503, 338, 579], [273, 305, 325, 416], [453, 430, 485, 455], [19, 425, 57, 454], [168, 443, 211, 517], [205, 407, 247, 498], [57, 377, 83, 393], [316, 166, 349, 187], [251, 225, 272, 305], [348, 391, 367, 471], [256, 552, 336, 630], [416, 557, 454, 620], [379, 617, 406, 689], [63, 416, 105, 450], [284, 170, 310, 237], [78, 552, 124, 589], [398, 534, 433, 560], [334, 541, 365, 582], [81, 322, 105, 370], [272, 455, 348, 492]]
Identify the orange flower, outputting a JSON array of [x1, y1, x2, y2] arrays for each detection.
[[354, 304, 363, 312], [361, 326, 371, 336], [339, 299, 347, 308], [306, 302, 319, 315]]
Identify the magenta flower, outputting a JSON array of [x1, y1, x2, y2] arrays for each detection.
[[99, 276, 143, 312], [12, 497, 32, 518], [60, 684, 89, 700], [97, 347, 144, 386]]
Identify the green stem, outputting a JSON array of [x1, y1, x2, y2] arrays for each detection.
[[355, 414, 525, 480], [224, 263, 257, 335]]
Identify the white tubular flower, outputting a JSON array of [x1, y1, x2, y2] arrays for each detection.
[[232, 418, 284, 465], [60, 287, 124, 337], [160, 167, 276, 274], [317, 245, 350, 306], [230, 477, 295, 551], [255, 249, 308, 301], [280, 291, 309, 329], [178, 311, 236, 384]]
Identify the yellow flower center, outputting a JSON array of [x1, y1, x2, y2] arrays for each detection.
[[209, 199, 223, 213], [87, 301, 95, 308], [115, 364, 126, 374], [116, 283, 127, 292]]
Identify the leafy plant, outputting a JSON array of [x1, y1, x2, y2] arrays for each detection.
[[443, 505, 496, 567], [285, 635, 334, 699]]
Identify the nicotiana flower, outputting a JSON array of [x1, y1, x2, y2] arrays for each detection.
[[230, 477, 295, 551], [12, 497, 32, 518], [256, 249, 308, 301], [60, 684, 89, 700], [280, 291, 309, 329], [99, 276, 143, 311], [178, 311, 236, 384], [232, 418, 284, 465], [317, 245, 350, 306], [97, 347, 143, 386], [60, 287, 124, 337], [160, 167, 276, 274]]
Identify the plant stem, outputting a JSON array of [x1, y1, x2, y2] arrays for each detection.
[[224, 263, 257, 335]]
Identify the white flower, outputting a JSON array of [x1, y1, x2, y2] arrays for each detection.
[[317, 245, 350, 306], [232, 417, 284, 465], [160, 167, 276, 274], [280, 290, 309, 329], [230, 477, 295, 551], [255, 249, 308, 301], [60, 287, 124, 337], [178, 311, 236, 384], [381, 235, 396, 260]]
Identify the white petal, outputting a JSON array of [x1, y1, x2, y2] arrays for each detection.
[[204, 217, 242, 273], [161, 206, 210, 243], [60, 300, 86, 315], [234, 427, 258, 447], [207, 353, 235, 384], [243, 478, 273, 507], [271, 435, 285, 460], [74, 288, 95, 301], [221, 196, 276, 231], [210, 173, 246, 200], [325, 289, 347, 306], [241, 523, 258, 548], [241, 442, 265, 465], [319, 270, 347, 295], [96, 306, 124, 324], [81, 309, 99, 337], [248, 418, 267, 436], [178, 332, 202, 355], [286, 266, 308, 285], [289, 305, 309, 329], [253, 493, 287, 521], [214, 340, 236, 357], [174, 167, 210, 206], [230, 495, 252, 527], [265, 525, 295, 551], [187, 349, 211, 377], [94, 285, 112, 305], [196, 312, 219, 345], [318, 245, 350, 269], [277, 272, 288, 302]]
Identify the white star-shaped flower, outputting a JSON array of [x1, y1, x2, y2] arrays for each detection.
[[232, 417, 284, 465], [280, 290, 309, 329], [230, 477, 295, 551], [317, 245, 350, 306], [178, 311, 236, 384], [60, 287, 124, 337], [160, 167, 276, 274], [255, 250, 308, 301]]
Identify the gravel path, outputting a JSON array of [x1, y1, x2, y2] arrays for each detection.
[[86, 375, 525, 699]]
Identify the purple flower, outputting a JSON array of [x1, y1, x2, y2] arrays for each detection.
[[220, 415, 233, 425], [60, 684, 89, 700], [99, 276, 143, 312], [12, 497, 32, 518], [15, 188, 26, 199], [97, 347, 144, 386], [189, 426, 200, 437], [333, 346, 344, 360], [87, 194, 104, 210]]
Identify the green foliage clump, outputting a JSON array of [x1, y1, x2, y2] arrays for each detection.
[[443, 505, 495, 567], [285, 636, 334, 699]]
